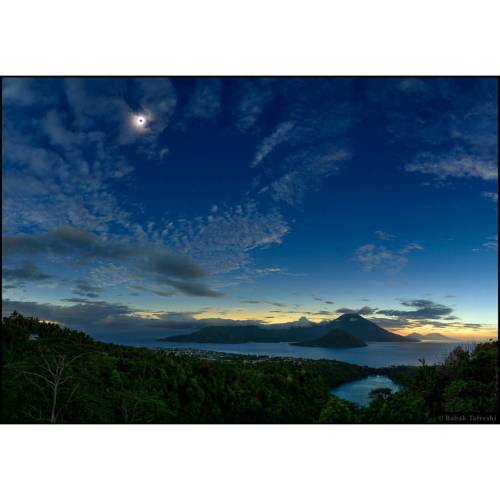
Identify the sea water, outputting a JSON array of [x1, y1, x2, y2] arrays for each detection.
[[97, 336, 475, 368]]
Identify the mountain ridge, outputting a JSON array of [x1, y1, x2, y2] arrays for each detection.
[[291, 329, 367, 348], [328, 313, 417, 342], [406, 332, 457, 341], [159, 313, 417, 344]]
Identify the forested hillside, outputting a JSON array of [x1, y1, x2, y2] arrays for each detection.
[[2, 312, 367, 423], [2, 313, 497, 424]]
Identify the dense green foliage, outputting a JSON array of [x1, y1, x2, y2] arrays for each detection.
[[2, 313, 367, 423], [321, 343, 498, 424], [2, 313, 497, 424], [319, 395, 360, 423]]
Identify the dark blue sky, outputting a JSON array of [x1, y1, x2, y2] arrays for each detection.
[[2, 77, 498, 339]]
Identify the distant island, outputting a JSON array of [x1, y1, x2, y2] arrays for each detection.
[[406, 332, 457, 341], [291, 329, 367, 348], [161, 325, 302, 344], [159, 313, 418, 344]]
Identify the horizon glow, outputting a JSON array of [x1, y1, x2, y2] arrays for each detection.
[[2, 77, 498, 341]]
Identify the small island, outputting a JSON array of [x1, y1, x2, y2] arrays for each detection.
[[291, 329, 367, 348]]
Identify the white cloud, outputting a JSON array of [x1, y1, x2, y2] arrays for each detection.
[[159, 202, 290, 273], [184, 78, 222, 121], [405, 153, 497, 181], [235, 79, 275, 132], [482, 234, 498, 252], [3, 78, 56, 107], [250, 121, 294, 168], [269, 147, 350, 206], [2, 78, 181, 238], [374, 230, 395, 240], [354, 242, 423, 273], [3, 227, 222, 298], [482, 191, 498, 203], [400, 243, 424, 253], [270, 171, 307, 205], [90, 264, 138, 288]]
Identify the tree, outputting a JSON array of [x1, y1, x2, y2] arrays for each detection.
[[318, 395, 359, 423], [21, 348, 86, 423], [369, 387, 393, 402]]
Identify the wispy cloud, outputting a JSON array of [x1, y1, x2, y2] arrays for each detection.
[[354, 242, 423, 273], [482, 191, 498, 203], [240, 79, 354, 209], [3, 77, 497, 333], [370, 78, 498, 201], [2, 262, 53, 283], [336, 306, 377, 315], [405, 153, 497, 182], [159, 202, 290, 273], [377, 299, 453, 320], [374, 230, 395, 241], [312, 296, 335, 305], [269, 148, 350, 206], [2, 78, 176, 236], [235, 78, 276, 132], [378, 78, 497, 153], [73, 280, 102, 298], [3, 227, 222, 297], [1, 298, 261, 337], [182, 78, 222, 123], [250, 121, 294, 168], [241, 299, 287, 308], [482, 234, 498, 252]]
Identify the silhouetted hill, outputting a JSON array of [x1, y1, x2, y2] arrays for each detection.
[[292, 329, 367, 348], [163, 325, 319, 344], [329, 314, 416, 342], [406, 332, 456, 341], [160, 313, 414, 344]]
